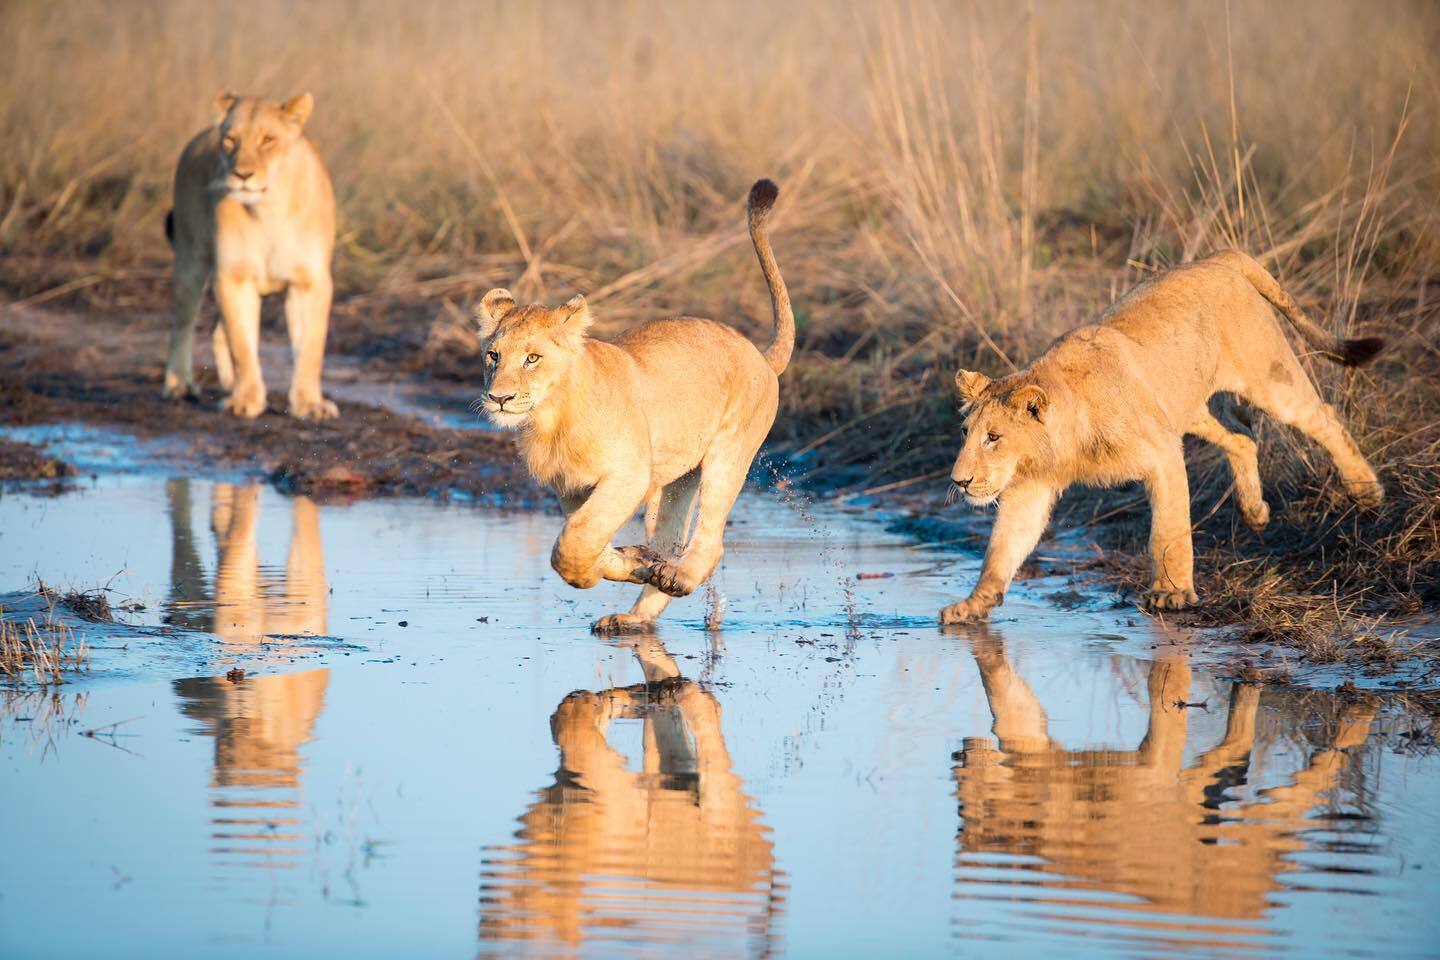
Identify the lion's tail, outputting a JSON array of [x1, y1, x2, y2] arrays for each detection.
[[1223, 250, 1383, 366], [747, 178, 794, 375]]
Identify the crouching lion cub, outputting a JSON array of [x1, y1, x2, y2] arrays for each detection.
[[475, 179, 793, 634], [163, 91, 338, 420], [943, 250, 1384, 623]]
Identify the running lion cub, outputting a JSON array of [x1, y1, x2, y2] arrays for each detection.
[[475, 180, 793, 634], [943, 251, 1384, 623]]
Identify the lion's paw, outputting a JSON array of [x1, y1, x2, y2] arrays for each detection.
[[1347, 480, 1384, 511], [161, 373, 199, 402], [940, 598, 992, 624], [591, 613, 658, 636], [289, 395, 339, 421], [1242, 499, 1271, 531], [221, 388, 267, 419], [1145, 587, 1199, 611], [646, 561, 699, 598], [614, 544, 665, 583]]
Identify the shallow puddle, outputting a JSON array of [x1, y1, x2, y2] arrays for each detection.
[[1, 476, 1437, 958]]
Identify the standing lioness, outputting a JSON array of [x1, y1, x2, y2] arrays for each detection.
[[163, 91, 338, 420], [943, 251, 1384, 622], [475, 180, 793, 634]]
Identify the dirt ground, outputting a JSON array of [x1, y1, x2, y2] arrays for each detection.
[[0, 296, 544, 503]]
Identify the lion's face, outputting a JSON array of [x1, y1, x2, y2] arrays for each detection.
[[213, 92, 314, 205], [474, 290, 593, 429], [950, 370, 1052, 505]]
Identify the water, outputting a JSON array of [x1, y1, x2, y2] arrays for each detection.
[[1, 476, 1437, 959]]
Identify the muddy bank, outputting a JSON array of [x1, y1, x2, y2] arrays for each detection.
[[0, 436, 75, 486], [0, 301, 544, 502]]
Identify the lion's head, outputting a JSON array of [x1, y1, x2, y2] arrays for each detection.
[[473, 289, 593, 429], [212, 91, 315, 205], [949, 370, 1055, 505]]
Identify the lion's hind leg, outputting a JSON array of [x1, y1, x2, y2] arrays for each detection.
[[1238, 355, 1383, 508], [163, 256, 209, 400], [1188, 406, 1269, 530], [593, 471, 699, 635], [645, 443, 755, 599]]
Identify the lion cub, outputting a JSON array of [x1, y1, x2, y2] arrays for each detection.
[[475, 180, 793, 634], [943, 250, 1384, 623], [163, 91, 338, 420]]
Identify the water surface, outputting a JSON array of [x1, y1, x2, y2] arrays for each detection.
[[1, 477, 1436, 959]]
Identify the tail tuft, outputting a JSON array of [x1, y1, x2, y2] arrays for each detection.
[[1340, 336, 1384, 367], [747, 179, 779, 222], [164, 210, 175, 247]]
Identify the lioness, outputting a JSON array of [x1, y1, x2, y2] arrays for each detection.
[[475, 179, 792, 634], [163, 91, 338, 420], [943, 250, 1384, 622]]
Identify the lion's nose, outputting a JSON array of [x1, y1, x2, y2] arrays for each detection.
[[487, 392, 515, 406], [954, 476, 973, 490], [235, 169, 254, 181]]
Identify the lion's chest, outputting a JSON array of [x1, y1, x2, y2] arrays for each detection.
[[214, 200, 325, 295], [522, 428, 604, 493]]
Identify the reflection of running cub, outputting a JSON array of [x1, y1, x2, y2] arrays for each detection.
[[944, 251, 1384, 622], [163, 91, 338, 421]]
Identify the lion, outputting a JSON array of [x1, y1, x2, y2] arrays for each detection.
[[162, 91, 338, 420], [474, 179, 793, 634], [942, 250, 1384, 623]]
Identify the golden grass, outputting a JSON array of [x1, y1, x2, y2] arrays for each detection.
[[0, 595, 89, 685]]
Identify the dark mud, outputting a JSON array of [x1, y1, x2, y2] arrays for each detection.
[[0, 435, 75, 486], [0, 302, 542, 502]]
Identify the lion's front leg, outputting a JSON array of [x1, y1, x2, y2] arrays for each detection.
[[214, 269, 268, 418], [941, 482, 1055, 624], [285, 270, 338, 421], [1143, 443, 1199, 611], [551, 477, 651, 590]]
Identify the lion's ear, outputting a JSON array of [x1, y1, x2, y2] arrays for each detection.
[[956, 369, 991, 405], [558, 294, 593, 338], [475, 288, 516, 338], [280, 92, 315, 129], [1008, 384, 1049, 422], [213, 90, 239, 119]]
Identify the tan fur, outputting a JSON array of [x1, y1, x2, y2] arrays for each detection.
[[163, 91, 338, 420], [943, 250, 1384, 623], [475, 180, 793, 633]]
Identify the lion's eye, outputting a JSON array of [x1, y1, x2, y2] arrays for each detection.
[[986, 432, 1001, 443], [261, 134, 276, 147], [486, 351, 500, 363], [525, 353, 541, 365], [222, 135, 236, 150]]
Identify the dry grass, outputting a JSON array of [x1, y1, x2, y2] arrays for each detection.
[[1, 0, 1438, 660], [0, 594, 90, 685]]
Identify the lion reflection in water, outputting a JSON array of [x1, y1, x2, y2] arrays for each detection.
[[953, 629, 1376, 948], [168, 480, 330, 874], [479, 635, 783, 956]]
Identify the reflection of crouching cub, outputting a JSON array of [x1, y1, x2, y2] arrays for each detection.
[[942, 250, 1384, 623], [163, 90, 338, 421]]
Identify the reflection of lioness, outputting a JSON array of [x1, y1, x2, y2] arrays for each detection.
[[944, 251, 1384, 622], [163, 91, 338, 420], [475, 180, 793, 634]]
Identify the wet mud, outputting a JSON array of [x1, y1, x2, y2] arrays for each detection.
[[0, 302, 542, 501]]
